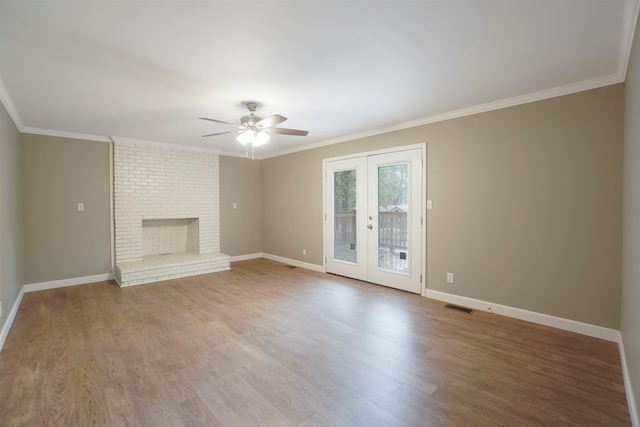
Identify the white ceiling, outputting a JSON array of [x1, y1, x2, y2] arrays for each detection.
[[0, 1, 638, 158]]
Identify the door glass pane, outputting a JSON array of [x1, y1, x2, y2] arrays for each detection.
[[334, 169, 357, 263], [377, 163, 409, 273]]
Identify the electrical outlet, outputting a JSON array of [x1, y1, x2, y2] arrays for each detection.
[[446, 272, 454, 284], [302, 249, 307, 256]]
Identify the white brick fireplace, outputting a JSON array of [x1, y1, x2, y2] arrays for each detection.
[[113, 141, 229, 286]]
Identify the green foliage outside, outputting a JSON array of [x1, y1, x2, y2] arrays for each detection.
[[334, 164, 408, 212], [378, 164, 408, 206], [334, 170, 356, 212]]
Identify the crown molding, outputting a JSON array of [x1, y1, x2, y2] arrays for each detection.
[[22, 126, 111, 143], [217, 149, 261, 159], [261, 73, 624, 159], [111, 136, 224, 154], [620, 0, 640, 81], [0, 78, 24, 130]]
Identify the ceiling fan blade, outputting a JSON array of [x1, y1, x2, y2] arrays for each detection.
[[266, 127, 309, 136], [202, 131, 235, 137], [256, 114, 287, 129], [199, 117, 239, 126]]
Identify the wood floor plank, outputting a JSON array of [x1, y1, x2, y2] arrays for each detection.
[[158, 370, 223, 426], [344, 381, 450, 426], [39, 308, 75, 426], [0, 258, 632, 426], [328, 384, 412, 427], [72, 362, 109, 426], [190, 371, 294, 426], [0, 341, 47, 426], [104, 383, 137, 427], [241, 365, 329, 425]]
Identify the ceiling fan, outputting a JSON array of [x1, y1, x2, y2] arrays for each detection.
[[200, 102, 308, 157]]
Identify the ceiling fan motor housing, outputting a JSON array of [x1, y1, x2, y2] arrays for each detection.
[[241, 114, 261, 128], [241, 102, 261, 128]]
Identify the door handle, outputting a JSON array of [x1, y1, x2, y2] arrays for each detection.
[[367, 224, 373, 230]]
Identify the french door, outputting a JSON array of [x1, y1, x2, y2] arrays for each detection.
[[324, 147, 423, 294]]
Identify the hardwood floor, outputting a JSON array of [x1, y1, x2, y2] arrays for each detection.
[[0, 259, 631, 426]]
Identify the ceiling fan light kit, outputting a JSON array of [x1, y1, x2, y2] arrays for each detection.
[[237, 129, 269, 147], [200, 101, 309, 158]]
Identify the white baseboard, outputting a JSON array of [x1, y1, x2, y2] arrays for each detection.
[[424, 289, 620, 342], [619, 336, 639, 427], [229, 253, 264, 262], [0, 286, 25, 353], [262, 253, 325, 273], [23, 272, 115, 293]]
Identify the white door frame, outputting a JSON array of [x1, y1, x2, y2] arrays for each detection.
[[322, 143, 427, 295]]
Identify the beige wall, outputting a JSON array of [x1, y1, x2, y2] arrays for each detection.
[[622, 12, 640, 419], [219, 156, 263, 256], [262, 84, 624, 329], [21, 134, 111, 284], [11, 84, 625, 331], [262, 152, 324, 262], [0, 100, 21, 330]]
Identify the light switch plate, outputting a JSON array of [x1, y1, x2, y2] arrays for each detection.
[[427, 200, 433, 210], [77, 203, 84, 211]]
